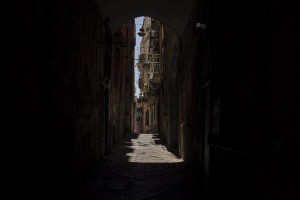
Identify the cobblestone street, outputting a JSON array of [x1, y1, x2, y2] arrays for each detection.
[[77, 133, 201, 200]]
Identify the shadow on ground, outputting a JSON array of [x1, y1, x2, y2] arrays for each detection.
[[74, 133, 201, 200]]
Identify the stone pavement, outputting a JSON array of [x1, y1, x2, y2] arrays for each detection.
[[76, 133, 201, 200]]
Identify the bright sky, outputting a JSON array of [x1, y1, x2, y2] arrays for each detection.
[[134, 16, 144, 97]]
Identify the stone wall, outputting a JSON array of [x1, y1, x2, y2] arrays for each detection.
[[174, 0, 300, 199], [110, 23, 135, 146], [3, 0, 134, 198], [159, 25, 180, 151]]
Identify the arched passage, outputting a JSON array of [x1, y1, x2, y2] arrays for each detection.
[[3, 0, 300, 199], [97, 0, 194, 34]]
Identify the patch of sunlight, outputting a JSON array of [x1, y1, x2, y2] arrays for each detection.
[[127, 157, 183, 163], [125, 134, 184, 163]]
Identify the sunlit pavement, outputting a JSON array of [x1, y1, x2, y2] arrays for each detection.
[[76, 133, 201, 200]]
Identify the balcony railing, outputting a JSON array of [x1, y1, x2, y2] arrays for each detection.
[[139, 53, 160, 64], [139, 54, 161, 86], [153, 63, 160, 74], [152, 54, 160, 63]]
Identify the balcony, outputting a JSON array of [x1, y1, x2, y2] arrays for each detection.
[[139, 53, 160, 64], [153, 63, 160, 73], [152, 54, 160, 63], [139, 54, 146, 63], [138, 78, 144, 89], [149, 56, 161, 83], [151, 21, 160, 29]]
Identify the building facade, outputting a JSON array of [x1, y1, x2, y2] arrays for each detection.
[[136, 17, 161, 134], [110, 20, 135, 146]]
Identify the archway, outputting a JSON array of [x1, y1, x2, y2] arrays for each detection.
[[97, 0, 195, 34]]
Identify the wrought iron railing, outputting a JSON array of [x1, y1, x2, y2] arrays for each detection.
[[153, 63, 160, 74]]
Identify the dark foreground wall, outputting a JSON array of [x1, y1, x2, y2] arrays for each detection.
[[175, 0, 300, 199], [4, 0, 102, 198], [2, 0, 134, 199]]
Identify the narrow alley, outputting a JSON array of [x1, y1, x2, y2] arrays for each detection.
[[3, 0, 300, 200], [77, 133, 199, 200]]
